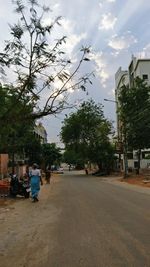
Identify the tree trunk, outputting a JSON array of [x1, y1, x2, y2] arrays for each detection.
[[12, 152, 15, 175], [98, 163, 102, 171], [137, 149, 141, 175], [123, 133, 128, 178]]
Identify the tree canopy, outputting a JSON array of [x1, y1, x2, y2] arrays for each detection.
[[119, 77, 150, 150], [61, 100, 115, 171], [118, 77, 150, 173], [0, 83, 35, 153], [41, 143, 62, 170], [0, 0, 92, 122]]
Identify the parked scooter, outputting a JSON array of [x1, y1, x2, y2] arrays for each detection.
[[9, 174, 31, 198]]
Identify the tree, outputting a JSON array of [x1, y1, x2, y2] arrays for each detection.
[[0, 83, 35, 154], [119, 77, 150, 174], [24, 133, 43, 166], [0, 83, 41, 173], [63, 149, 84, 169], [61, 100, 115, 172], [41, 143, 62, 170], [0, 0, 92, 122]]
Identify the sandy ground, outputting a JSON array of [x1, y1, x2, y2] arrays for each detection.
[[0, 172, 150, 267], [121, 175, 150, 188], [0, 175, 60, 267]]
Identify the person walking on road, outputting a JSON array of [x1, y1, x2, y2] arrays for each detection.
[[29, 163, 43, 202], [45, 166, 51, 184]]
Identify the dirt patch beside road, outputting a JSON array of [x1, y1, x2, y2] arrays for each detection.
[[0, 175, 61, 267], [120, 175, 150, 188]]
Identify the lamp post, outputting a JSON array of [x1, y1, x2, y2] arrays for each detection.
[[104, 98, 117, 103], [104, 98, 128, 176]]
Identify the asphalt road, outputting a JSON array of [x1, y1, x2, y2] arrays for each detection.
[[0, 171, 150, 267]]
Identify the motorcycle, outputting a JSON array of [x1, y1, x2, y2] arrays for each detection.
[[9, 174, 31, 198]]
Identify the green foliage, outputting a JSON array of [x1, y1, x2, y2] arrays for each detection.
[[0, 84, 35, 154], [24, 133, 42, 165], [63, 149, 84, 169], [0, 0, 93, 120], [119, 77, 150, 150], [61, 100, 115, 170], [41, 143, 62, 170]]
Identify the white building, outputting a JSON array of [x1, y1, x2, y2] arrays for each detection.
[[34, 123, 47, 144], [115, 56, 150, 170], [128, 56, 150, 87], [115, 67, 129, 141]]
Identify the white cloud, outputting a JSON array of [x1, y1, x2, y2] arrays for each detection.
[[99, 2, 103, 8], [107, 0, 116, 2], [61, 18, 74, 33], [52, 3, 60, 10], [108, 88, 115, 97], [136, 43, 150, 58], [99, 0, 116, 8], [60, 18, 87, 57], [90, 51, 110, 87], [42, 17, 87, 59], [42, 17, 53, 27], [99, 13, 117, 30], [108, 32, 137, 51], [65, 33, 87, 56], [115, 0, 146, 33]]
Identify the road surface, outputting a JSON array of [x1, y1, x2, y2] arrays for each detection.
[[0, 171, 150, 267]]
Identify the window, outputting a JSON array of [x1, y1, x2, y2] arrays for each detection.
[[134, 161, 138, 168], [127, 152, 133, 159], [143, 74, 148, 80]]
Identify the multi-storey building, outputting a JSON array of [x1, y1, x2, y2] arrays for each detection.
[[128, 56, 150, 87], [34, 122, 47, 144], [115, 67, 129, 141], [115, 56, 150, 170]]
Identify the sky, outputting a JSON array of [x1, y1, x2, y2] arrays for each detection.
[[1, 0, 150, 146]]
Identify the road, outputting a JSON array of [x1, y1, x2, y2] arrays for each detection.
[[0, 171, 150, 267]]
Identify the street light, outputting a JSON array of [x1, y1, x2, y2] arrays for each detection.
[[104, 98, 117, 103]]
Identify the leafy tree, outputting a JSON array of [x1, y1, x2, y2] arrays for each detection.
[[0, 83, 41, 173], [61, 100, 115, 172], [119, 77, 150, 174], [0, 83, 35, 154], [63, 149, 84, 169], [24, 133, 43, 166], [0, 0, 92, 122], [41, 143, 62, 170]]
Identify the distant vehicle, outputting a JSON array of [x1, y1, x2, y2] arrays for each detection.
[[53, 167, 64, 174]]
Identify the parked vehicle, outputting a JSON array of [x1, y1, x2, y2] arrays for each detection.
[[9, 174, 31, 198], [53, 167, 64, 174]]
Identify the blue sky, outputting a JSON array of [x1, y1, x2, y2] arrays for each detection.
[[1, 0, 150, 145]]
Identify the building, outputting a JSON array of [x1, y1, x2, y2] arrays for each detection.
[[34, 123, 47, 144], [0, 123, 48, 178], [115, 67, 129, 141], [115, 56, 150, 171], [128, 56, 150, 87]]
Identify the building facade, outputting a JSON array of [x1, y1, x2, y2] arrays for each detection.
[[115, 56, 150, 170], [34, 123, 47, 144]]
